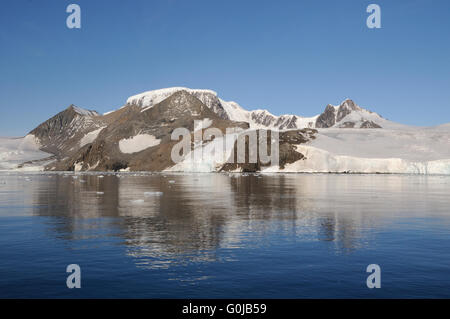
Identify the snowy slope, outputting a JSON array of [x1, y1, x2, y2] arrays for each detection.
[[274, 128, 450, 174], [0, 135, 52, 171], [426, 123, 450, 131], [219, 99, 250, 122], [334, 106, 409, 130], [79, 127, 106, 147]]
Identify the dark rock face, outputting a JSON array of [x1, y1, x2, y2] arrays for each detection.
[[30, 105, 105, 156], [250, 112, 304, 130], [251, 112, 316, 130], [339, 122, 356, 128], [251, 111, 277, 127], [277, 116, 298, 130], [220, 128, 317, 172], [360, 120, 382, 128], [314, 99, 381, 129], [315, 105, 337, 128]]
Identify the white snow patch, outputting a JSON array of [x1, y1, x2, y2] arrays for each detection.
[[194, 118, 213, 131], [79, 127, 105, 147], [118, 134, 161, 154], [74, 162, 83, 172], [87, 161, 100, 171]]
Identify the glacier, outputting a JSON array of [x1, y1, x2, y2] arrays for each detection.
[[271, 127, 450, 175], [0, 135, 52, 171]]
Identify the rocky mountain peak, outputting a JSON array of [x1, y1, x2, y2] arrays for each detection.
[[29, 104, 104, 155], [336, 99, 360, 122], [314, 99, 383, 129], [316, 104, 338, 128], [126, 87, 229, 119], [67, 105, 99, 117], [149, 90, 211, 119]]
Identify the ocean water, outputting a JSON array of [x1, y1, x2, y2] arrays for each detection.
[[0, 172, 449, 298]]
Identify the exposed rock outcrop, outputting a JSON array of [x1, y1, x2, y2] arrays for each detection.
[[220, 128, 317, 172], [30, 105, 105, 156]]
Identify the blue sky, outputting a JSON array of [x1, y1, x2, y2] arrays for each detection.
[[1, 0, 449, 136]]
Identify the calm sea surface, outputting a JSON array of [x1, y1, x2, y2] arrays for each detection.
[[0, 172, 450, 298]]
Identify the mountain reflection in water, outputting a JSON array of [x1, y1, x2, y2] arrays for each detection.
[[1, 172, 450, 298]]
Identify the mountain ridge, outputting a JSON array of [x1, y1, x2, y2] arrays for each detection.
[[122, 87, 398, 130], [2, 87, 449, 174]]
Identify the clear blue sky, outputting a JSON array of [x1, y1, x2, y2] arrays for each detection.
[[1, 0, 449, 136]]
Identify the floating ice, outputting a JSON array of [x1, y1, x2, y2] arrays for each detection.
[[144, 191, 163, 196]]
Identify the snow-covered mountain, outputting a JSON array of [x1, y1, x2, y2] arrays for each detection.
[[125, 87, 399, 130], [1, 87, 450, 174]]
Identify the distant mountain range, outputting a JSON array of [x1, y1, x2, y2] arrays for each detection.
[[1, 87, 449, 174]]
